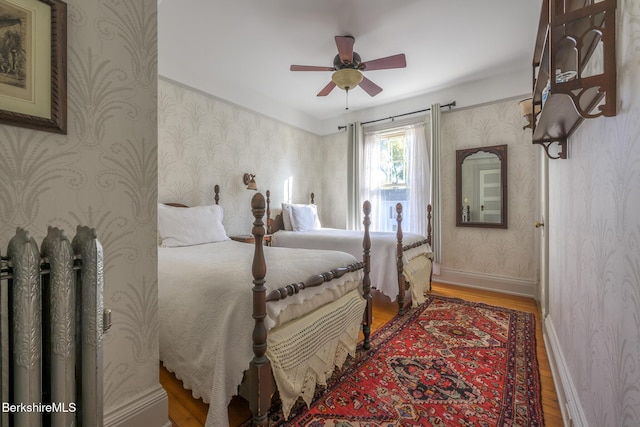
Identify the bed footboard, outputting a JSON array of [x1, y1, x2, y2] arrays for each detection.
[[243, 193, 372, 426], [396, 203, 433, 315]]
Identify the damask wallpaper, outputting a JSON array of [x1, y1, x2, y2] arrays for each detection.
[[439, 100, 538, 291], [157, 78, 346, 233], [0, 1, 633, 425], [546, 1, 640, 425], [0, 0, 159, 420]]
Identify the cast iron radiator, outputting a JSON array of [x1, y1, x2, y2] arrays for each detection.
[[0, 226, 109, 427]]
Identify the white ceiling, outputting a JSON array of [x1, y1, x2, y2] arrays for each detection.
[[158, 0, 541, 133]]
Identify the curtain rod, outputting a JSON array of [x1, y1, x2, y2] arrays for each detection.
[[338, 100, 456, 131]]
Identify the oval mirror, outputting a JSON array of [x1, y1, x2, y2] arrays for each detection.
[[456, 144, 507, 228]]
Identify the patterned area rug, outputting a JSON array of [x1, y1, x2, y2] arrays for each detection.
[[256, 295, 544, 426]]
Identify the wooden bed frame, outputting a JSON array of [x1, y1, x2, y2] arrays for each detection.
[[266, 191, 431, 315], [162, 185, 373, 426]]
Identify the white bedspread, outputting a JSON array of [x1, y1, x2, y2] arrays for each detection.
[[158, 240, 362, 427], [271, 228, 432, 300]]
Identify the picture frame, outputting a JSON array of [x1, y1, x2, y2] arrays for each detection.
[[0, 0, 67, 134]]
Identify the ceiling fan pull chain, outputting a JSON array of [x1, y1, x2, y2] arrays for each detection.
[[345, 87, 349, 110]]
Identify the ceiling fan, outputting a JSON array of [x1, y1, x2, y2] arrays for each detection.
[[290, 35, 406, 98]]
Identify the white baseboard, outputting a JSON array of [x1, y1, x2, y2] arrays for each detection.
[[104, 384, 170, 427], [436, 268, 536, 297], [544, 315, 587, 427]]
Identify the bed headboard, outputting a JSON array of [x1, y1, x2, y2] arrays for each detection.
[[163, 184, 220, 208], [265, 190, 283, 234], [265, 191, 315, 234]]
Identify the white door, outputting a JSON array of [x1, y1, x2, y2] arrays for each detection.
[[479, 169, 501, 222]]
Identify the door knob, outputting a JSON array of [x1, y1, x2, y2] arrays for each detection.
[[535, 221, 544, 228]]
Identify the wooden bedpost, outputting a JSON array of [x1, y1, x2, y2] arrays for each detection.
[[239, 193, 275, 426], [362, 200, 372, 350], [214, 184, 220, 205], [396, 203, 407, 315], [310, 192, 315, 204], [265, 190, 272, 234]]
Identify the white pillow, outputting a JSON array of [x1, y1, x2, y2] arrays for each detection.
[[289, 204, 321, 232], [281, 203, 299, 231], [158, 203, 229, 247]]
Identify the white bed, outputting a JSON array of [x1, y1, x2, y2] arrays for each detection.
[[271, 228, 430, 303], [157, 190, 372, 426], [267, 193, 432, 314]]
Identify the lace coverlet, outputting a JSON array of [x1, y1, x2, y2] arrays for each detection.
[[158, 240, 363, 426]]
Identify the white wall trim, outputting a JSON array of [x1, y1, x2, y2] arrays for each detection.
[[104, 384, 170, 427], [544, 315, 587, 427], [436, 268, 536, 297]]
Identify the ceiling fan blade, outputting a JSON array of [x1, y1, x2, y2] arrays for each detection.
[[360, 53, 406, 71], [317, 81, 337, 96], [335, 35, 355, 64], [291, 65, 335, 71], [359, 76, 383, 97]]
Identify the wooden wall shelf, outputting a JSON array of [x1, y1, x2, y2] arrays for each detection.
[[530, 0, 617, 159]]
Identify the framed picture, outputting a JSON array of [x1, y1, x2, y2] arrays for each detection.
[[0, 0, 66, 133]]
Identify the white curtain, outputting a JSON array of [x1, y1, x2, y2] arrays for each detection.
[[362, 132, 385, 231], [361, 120, 430, 234], [406, 122, 430, 236], [346, 122, 363, 230], [430, 103, 442, 268]]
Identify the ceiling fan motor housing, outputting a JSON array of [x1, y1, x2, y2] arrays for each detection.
[[334, 52, 361, 69], [290, 35, 403, 97]]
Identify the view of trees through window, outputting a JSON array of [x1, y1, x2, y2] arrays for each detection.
[[379, 132, 406, 186]]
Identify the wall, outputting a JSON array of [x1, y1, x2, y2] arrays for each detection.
[[544, 1, 640, 425], [317, 131, 350, 228], [302, 99, 540, 299], [0, 1, 164, 425], [438, 99, 538, 296], [157, 78, 346, 232], [319, 68, 532, 136]]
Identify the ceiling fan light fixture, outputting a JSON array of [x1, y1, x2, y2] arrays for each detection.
[[331, 68, 363, 90]]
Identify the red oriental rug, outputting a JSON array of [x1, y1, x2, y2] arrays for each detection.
[[259, 295, 544, 426]]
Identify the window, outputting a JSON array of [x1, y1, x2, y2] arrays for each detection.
[[372, 130, 408, 231], [362, 123, 430, 234]]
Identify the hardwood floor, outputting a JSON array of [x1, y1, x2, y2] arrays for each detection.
[[160, 282, 563, 426]]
